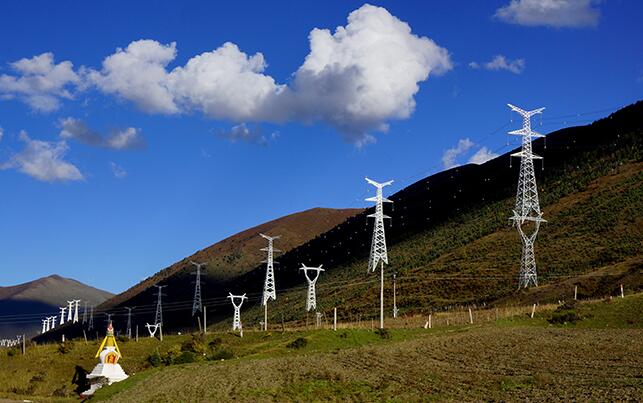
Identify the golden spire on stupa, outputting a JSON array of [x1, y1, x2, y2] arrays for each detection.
[[95, 321, 122, 359]]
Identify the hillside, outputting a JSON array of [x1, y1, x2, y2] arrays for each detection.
[[227, 101, 642, 328], [96, 208, 360, 315], [0, 275, 113, 338]]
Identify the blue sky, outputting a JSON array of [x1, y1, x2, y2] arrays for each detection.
[[0, 0, 641, 293]]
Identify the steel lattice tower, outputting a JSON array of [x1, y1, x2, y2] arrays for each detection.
[[59, 307, 67, 325], [154, 285, 167, 326], [190, 261, 206, 316], [260, 233, 280, 331], [300, 264, 324, 312], [49, 316, 56, 330], [66, 301, 74, 322], [227, 293, 247, 337], [365, 177, 394, 329], [88, 306, 94, 331], [82, 301, 88, 324], [508, 103, 547, 288], [73, 300, 81, 323]]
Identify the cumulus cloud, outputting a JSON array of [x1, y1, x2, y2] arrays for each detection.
[[442, 138, 474, 169], [1, 131, 83, 182], [470, 55, 525, 74], [85, 4, 452, 145], [495, 0, 600, 28], [59, 117, 145, 150], [217, 123, 277, 145], [0, 53, 80, 112], [468, 146, 499, 165], [110, 162, 127, 178]]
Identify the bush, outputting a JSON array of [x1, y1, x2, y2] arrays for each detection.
[[208, 337, 223, 349], [181, 334, 206, 355], [208, 348, 234, 361], [58, 341, 75, 354], [375, 328, 392, 339], [147, 350, 162, 367], [163, 344, 182, 365], [286, 337, 308, 350], [174, 351, 197, 364], [548, 310, 582, 325]]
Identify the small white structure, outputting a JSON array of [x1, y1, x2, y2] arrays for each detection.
[[300, 264, 324, 312], [228, 293, 247, 337], [82, 322, 128, 396]]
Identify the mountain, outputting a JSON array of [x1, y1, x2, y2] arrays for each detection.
[[33, 101, 642, 341], [224, 100, 643, 326], [0, 275, 113, 338]]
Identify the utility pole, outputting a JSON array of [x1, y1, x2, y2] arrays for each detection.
[[190, 261, 205, 316], [228, 293, 247, 337], [41, 319, 47, 334], [392, 273, 398, 318], [154, 285, 167, 327], [125, 307, 134, 339], [508, 103, 547, 288], [260, 234, 280, 331], [59, 307, 67, 326], [73, 300, 81, 323], [300, 264, 324, 312], [365, 177, 394, 329]]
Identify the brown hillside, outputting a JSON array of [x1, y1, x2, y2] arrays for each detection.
[[0, 275, 113, 307], [101, 207, 361, 309]]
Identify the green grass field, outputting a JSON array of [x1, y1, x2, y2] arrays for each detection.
[[1, 294, 641, 402]]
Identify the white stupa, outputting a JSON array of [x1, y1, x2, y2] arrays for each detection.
[[82, 322, 128, 396]]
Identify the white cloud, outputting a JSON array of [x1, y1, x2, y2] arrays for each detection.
[[495, 0, 600, 28], [217, 123, 274, 145], [110, 162, 127, 178], [479, 55, 525, 74], [86, 40, 179, 114], [468, 146, 499, 165], [1, 131, 83, 182], [59, 117, 145, 150], [468, 62, 480, 69], [0, 53, 80, 112], [86, 4, 452, 145], [442, 138, 474, 169]]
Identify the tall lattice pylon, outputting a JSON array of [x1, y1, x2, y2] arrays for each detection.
[[190, 261, 206, 316], [154, 285, 167, 327], [41, 319, 47, 334], [366, 177, 393, 329], [59, 307, 67, 325], [300, 264, 324, 312], [66, 301, 74, 322], [88, 306, 94, 331], [82, 301, 88, 324], [508, 103, 547, 288], [227, 293, 247, 337], [260, 233, 280, 331], [73, 300, 81, 323]]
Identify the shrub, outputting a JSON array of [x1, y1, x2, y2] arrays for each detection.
[[181, 334, 206, 355], [548, 310, 582, 325], [208, 337, 223, 350], [174, 351, 197, 365], [208, 348, 234, 361], [286, 337, 308, 350], [163, 344, 182, 365], [147, 350, 162, 367], [375, 328, 392, 339]]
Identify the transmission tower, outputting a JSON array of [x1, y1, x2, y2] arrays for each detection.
[[227, 293, 247, 337], [125, 307, 134, 338], [190, 261, 206, 316], [300, 264, 324, 312], [154, 285, 167, 326], [260, 233, 280, 331], [508, 103, 547, 288], [365, 177, 393, 329], [88, 306, 94, 331], [82, 301, 88, 324], [48, 316, 56, 330], [73, 300, 81, 323], [66, 301, 74, 322], [59, 307, 67, 325], [41, 319, 47, 334]]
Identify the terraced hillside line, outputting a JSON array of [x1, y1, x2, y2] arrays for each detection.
[[99, 326, 643, 402]]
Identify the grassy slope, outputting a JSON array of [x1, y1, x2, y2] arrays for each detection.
[[1, 294, 641, 401], [235, 149, 642, 328]]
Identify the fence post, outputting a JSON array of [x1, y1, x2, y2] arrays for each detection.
[[574, 285, 578, 300], [620, 284, 624, 298], [531, 303, 536, 319], [429, 314, 432, 329], [468, 308, 473, 324], [333, 308, 337, 331]]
